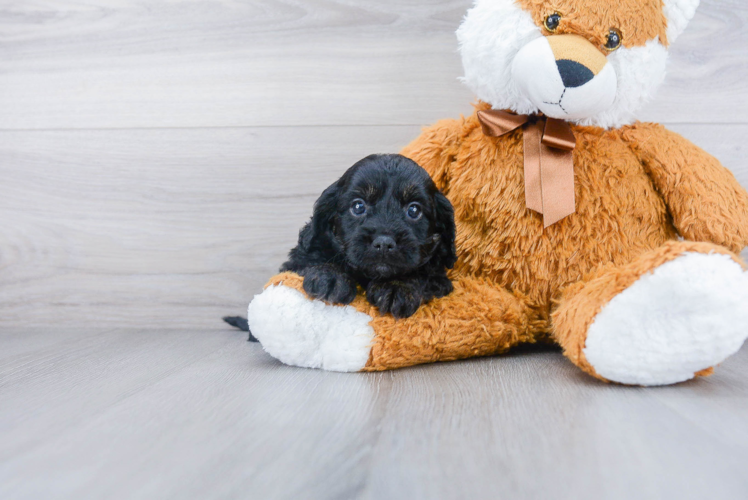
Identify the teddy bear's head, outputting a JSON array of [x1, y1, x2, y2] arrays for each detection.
[[457, 0, 699, 128]]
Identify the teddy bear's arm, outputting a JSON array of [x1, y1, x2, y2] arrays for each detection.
[[400, 118, 465, 193], [621, 123, 748, 254]]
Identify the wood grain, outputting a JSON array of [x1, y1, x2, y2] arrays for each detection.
[[1, 1, 746, 327], [1, 328, 746, 500], [1, 2, 747, 499], [1, 124, 745, 328], [0, 0, 746, 130]]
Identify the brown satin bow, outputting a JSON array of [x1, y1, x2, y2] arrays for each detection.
[[477, 109, 577, 228]]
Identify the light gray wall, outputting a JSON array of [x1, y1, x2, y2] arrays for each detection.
[[1, 0, 746, 329]]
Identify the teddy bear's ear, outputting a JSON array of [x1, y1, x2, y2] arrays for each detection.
[[663, 0, 700, 44]]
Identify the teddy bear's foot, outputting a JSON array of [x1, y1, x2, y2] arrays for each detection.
[[555, 242, 748, 386], [247, 282, 374, 372], [584, 252, 748, 385]]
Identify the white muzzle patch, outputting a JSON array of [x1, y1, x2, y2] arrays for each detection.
[[511, 36, 617, 121]]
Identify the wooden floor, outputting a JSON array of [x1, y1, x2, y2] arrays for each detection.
[[2, 1, 748, 499], [0, 328, 747, 500]]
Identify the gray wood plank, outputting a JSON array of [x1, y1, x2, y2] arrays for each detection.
[[0, 329, 746, 500], [1, 124, 746, 329], [0, 328, 240, 461], [0, 0, 745, 130], [364, 347, 748, 500], [0, 329, 390, 500], [0, 327, 111, 361], [0, 125, 419, 328], [1, 1, 746, 498]]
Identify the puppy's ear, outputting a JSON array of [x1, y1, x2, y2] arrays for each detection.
[[433, 191, 457, 269], [304, 182, 340, 250]]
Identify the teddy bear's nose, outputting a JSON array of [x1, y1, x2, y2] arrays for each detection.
[[556, 59, 595, 88], [547, 34, 608, 89]]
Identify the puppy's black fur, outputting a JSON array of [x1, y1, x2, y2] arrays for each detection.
[[222, 316, 259, 342], [281, 154, 456, 318]]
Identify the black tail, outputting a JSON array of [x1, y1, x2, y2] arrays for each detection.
[[223, 316, 259, 342]]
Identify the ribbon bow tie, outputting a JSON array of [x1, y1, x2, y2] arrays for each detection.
[[477, 109, 577, 228]]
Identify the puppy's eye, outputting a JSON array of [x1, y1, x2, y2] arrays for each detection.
[[604, 29, 622, 51], [350, 199, 367, 216], [544, 12, 561, 33], [406, 203, 423, 220]]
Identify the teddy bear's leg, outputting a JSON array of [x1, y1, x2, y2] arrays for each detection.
[[247, 273, 375, 372], [248, 272, 537, 372], [553, 241, 748, 386]]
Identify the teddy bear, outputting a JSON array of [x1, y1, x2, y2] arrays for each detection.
[[247, 0, 748, 386]]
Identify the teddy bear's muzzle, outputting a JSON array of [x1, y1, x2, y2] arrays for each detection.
[[511, 34, 617, 121]]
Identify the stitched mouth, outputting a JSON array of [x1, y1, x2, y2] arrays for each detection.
[[543, 88, 568, 115]]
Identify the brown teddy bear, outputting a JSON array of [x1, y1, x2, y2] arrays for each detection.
[[248, 0, 748, 386]]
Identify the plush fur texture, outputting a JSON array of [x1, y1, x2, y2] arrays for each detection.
[[457, 0, 689, 128], [582, 252, 748, 386], [553, 241, 745, 382], [516, 0, 669, 47], [663, 0, 701, 43], [511, 34, 618, 120], [250, 105, 748, 383], [279, 154, 456, 319], [248, 0, 748, 385], [248, 284, 374, 372], [262, 271, 540, 371]]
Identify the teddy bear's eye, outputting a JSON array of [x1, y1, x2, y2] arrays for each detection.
[[544, 13, 561, 33], [604, 29, 623, 51]]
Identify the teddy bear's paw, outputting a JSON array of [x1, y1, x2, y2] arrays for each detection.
[[247, 284, 374, 372], [583, 252, 748, 386]]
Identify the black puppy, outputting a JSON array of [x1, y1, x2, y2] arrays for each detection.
[[281, 154, 456, 318]]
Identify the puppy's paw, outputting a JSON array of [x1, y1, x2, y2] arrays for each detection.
[[424, 275, 454, 300], [366, 280, 423, 319], [302, 265, 358, 305]]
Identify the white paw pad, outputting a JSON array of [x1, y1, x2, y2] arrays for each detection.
[[247, 285, 374, 372], [584, 252, 748, 386]]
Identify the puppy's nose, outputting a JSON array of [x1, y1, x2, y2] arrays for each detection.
[[372, 236, 396, 254]]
